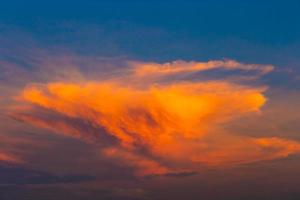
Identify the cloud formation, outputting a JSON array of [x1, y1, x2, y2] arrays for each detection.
[[9, 58, 300, 176]]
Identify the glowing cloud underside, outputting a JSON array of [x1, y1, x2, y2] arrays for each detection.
[[0, 152, 20, 163], [16, 60, 300, 175]]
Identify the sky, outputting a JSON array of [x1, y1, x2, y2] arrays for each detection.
[[0, 1, 300, 200]]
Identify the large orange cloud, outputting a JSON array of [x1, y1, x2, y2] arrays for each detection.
[[12, 59, 300, 175]]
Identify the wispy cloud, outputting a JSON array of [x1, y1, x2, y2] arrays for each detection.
[[131, 59, 274, 77], [0, 152, 20, 163]]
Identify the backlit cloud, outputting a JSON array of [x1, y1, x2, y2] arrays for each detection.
[[9, 58, 300, 176]]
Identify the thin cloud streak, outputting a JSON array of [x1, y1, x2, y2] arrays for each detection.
[[131, 60, 274, 77]]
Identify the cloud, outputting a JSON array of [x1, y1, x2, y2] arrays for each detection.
[[131, 59, 274, 77], [0, 134, 32, 164], [12, 106, 116, 144], [0, 152, 20, 163], [8, 57, 300, 176]]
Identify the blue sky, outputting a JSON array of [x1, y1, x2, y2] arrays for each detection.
[[1, 1, 300, 63], [1, 0, 299, 90]]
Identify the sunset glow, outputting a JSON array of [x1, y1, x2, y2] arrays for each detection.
[[12, 61, 299, 175], [1, 2, 300, 199]]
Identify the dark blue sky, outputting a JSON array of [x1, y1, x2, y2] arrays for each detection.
[[1, 0, 300, 64]]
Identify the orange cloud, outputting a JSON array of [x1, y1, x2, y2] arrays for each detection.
[[21, 81, 265, 142], [12, 59, 300, 176]]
